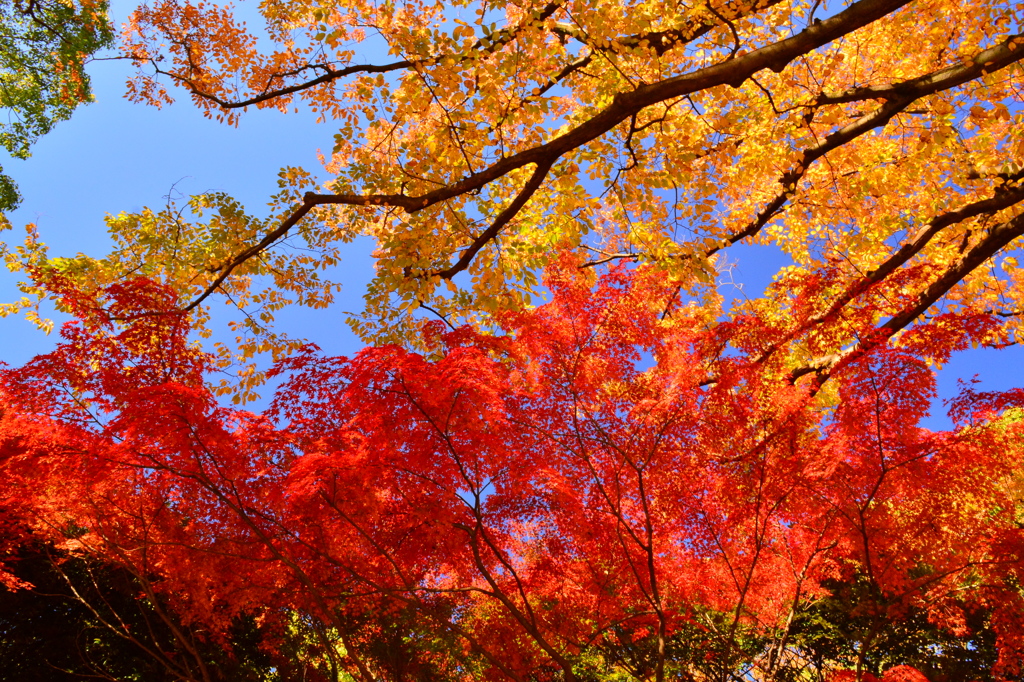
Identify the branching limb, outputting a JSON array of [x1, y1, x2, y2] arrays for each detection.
[[792, 211, 1024, 386], [179, 0, 913, 311]]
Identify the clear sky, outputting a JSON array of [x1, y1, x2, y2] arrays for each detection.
[[0, 0, 1020, 428]]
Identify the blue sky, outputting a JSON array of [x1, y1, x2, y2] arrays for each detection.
[[0, 0, 1020, 429]]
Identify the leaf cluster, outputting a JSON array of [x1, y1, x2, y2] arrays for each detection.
[[0, 0, 113, 211]]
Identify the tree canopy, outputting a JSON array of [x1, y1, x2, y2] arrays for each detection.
[[0, 264, 1023, 680], [11, 0, 1019, 380], [0, 0, 1023, 679]]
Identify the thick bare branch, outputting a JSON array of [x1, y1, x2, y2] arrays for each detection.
[[182, 0, 912, 310], [815, 33, 1024, 106], [434, 160, 554, 280], [580, 33, 1024, 269], [812, 184, 1024, 326]]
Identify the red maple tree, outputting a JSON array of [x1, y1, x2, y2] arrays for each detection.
[[1, 262, 1022, 681]]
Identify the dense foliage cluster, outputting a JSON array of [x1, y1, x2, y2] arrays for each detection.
[[0, 0, 112, 211], [0, 264, 1023, 680], [0, 0, 1022, 679]]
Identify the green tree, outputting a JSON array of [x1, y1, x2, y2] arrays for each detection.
[[0, 0, 113, 212]]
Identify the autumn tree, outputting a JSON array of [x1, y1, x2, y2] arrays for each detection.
[[0, 265, 1022, 681], [4, 0, 1018, 393], [0, 0, 1023, 679]]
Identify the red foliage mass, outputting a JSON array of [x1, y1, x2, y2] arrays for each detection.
[[0, 264, 1021, 680]]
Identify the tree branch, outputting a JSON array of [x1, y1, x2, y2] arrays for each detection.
[[179, 0, 914, 310], [792, 211, 1024, 386]]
